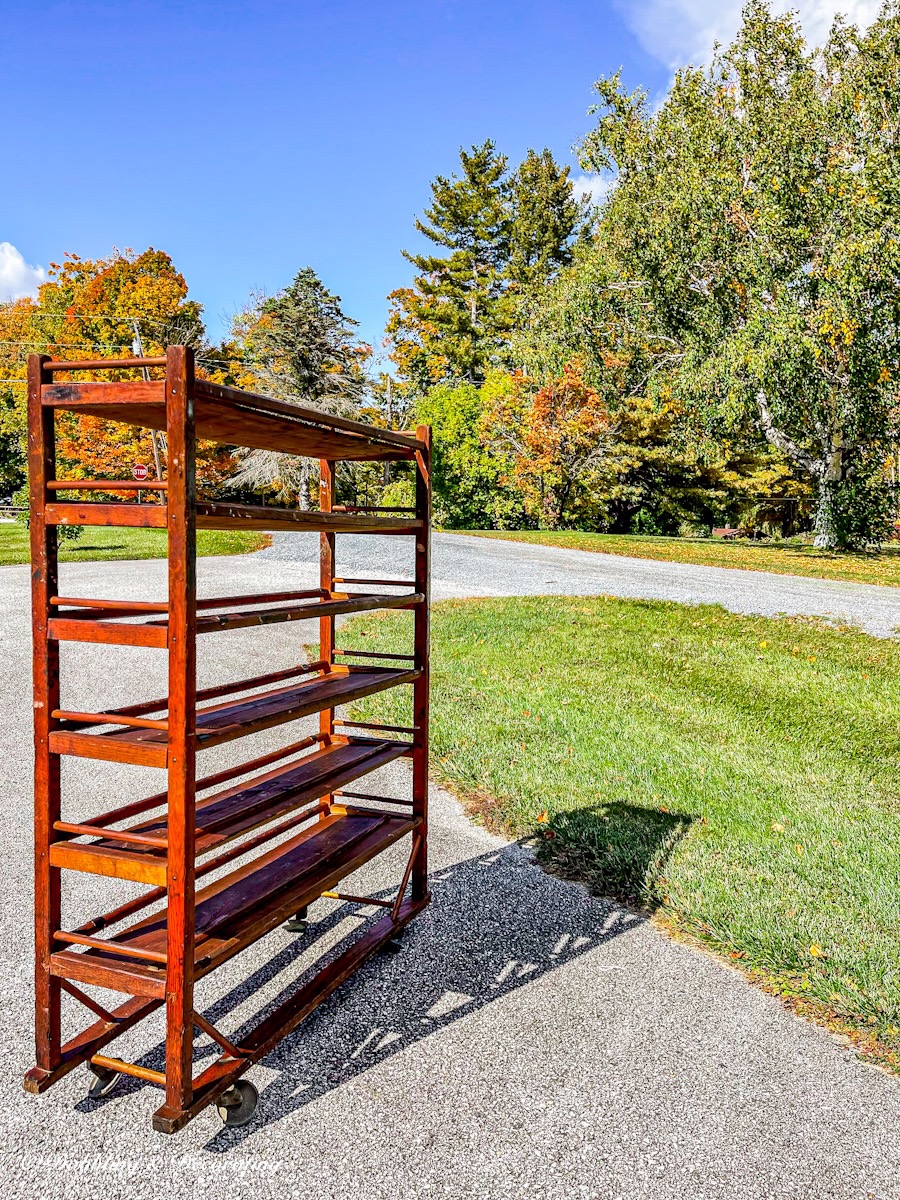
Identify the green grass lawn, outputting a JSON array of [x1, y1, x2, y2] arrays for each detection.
[[345, 596, 900, 1064], [461, 529, 900, 588], [0, 522, 268, 565]]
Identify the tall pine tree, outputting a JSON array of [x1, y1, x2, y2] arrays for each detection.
[[388, 142, 583, 389], [507, 149, 586, 291]]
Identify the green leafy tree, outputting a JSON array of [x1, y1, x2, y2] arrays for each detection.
[[579, 1, 900, 547], [414, 375, 525, 528]]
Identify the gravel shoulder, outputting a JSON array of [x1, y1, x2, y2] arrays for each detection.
[[1, 551, 898, 1198], [260, 530, 900, 637]]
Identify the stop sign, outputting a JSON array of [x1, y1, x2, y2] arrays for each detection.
[[132, 463, 149, 482]]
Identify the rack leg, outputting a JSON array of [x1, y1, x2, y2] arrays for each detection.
[[28, 352, 62, 1073], [412, 425, 431, 902]]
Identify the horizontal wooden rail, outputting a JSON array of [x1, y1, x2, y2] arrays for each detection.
[[91, 1054, 167, 1087], [333, 505, 417, 514], [47, 480, 167, 491], [52, 709, 169, 731], [334, 719, 418, 735], [333, 649, 417, 661], [52, 596, 169, 613], [44, 357, 167, 372], [333, 577, 415, 587], [335, 790, 414, 807], [53, 821, 168, 849], [319, 889, 393, 907], [54, 931, 168, 964]]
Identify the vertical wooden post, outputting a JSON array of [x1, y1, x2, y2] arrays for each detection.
[[28, 353, 61, 1072], [163, 345, 197, 1112], [412, 426, 431, 900], [319, 460, 336, 813]]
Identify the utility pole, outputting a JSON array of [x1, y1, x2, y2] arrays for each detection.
[[131, 320, 165, 484]]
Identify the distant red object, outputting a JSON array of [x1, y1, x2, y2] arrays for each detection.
[[132, 463, 149, 481], [712, 527, 739, 540]]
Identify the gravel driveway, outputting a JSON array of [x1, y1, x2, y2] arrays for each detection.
[[1, 545, 898, 1199], [262, 530, 900, 637]]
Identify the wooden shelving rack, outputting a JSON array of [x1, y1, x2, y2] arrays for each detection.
[[23, 346, 431, 1133]]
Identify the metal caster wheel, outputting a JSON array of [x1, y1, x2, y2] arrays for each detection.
[[283, 906, 308, 933], [216, 1079, 258, 1127], [86, 1063, 121, 1100]]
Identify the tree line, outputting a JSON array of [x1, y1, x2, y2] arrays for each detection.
[[2, 1, 898, 550]]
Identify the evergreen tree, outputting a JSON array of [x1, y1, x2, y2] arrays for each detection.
[[227, 267, 369, 505], [389, 142, 583, 388], [391, 140, 510, 385], [507, 149, 586, 291]]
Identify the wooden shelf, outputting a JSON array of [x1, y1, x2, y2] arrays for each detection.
[[50, 665, 420, 766], [45, 498, 424, 533], [50, 737, 412, 884], [27, 346, 432, 1133], [42, 377, 424, 462], [50, 589, 423, 647], [51, 808, 418, 998]]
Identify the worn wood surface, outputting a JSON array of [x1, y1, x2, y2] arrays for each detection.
[[25, 346, 434, 1133]]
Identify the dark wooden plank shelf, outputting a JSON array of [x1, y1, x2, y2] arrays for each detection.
[[49, 589, 423, 647], [51, 808, 418, 997], [50, 665, 420, 766], [41, 377, 424, 461], [50, 737, 411, 883]]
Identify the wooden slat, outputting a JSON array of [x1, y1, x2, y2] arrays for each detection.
[[40, 378, 426, 462], [51, 811, 416, 997], [46, 501, 167, 528], [48, 666, 420, 765]]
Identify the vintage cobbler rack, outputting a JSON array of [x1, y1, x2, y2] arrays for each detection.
[[23, 346, 431, 1132]]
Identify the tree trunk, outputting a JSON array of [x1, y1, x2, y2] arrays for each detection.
[[298, 458, 311, 512]]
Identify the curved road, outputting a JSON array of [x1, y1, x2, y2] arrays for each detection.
[[0, 541, 898, 1197], [263, 530, 900, 637]]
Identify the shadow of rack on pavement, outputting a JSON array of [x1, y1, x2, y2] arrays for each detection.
[[77, 843, 641, 1148]]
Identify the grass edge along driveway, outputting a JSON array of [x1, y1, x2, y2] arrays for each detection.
[[0, 523, 268, 565], [346, 595, 900, 1071], [461, 528, 900, 589]]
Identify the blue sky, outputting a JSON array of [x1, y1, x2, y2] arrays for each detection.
[[0, 0, 878, 352]]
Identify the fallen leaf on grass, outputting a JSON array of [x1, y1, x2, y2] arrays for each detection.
[[536, 810, 549, 824], [809, 944, 826, 958], [771, 822, 785, 833]]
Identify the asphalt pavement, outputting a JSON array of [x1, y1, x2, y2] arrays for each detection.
[[1, 539, 898, 1199]]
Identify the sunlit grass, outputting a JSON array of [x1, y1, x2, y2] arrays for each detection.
[[461, 529, 900, 588], [0, 523, 268, 566], [346, 596, 900, 1063]]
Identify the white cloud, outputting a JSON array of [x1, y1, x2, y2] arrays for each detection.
[[617, 0, 882, 70], [571, 173, 614, 208], [0, 242, 46, 301]]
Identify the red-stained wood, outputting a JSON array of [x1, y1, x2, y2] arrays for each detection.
[[25, 348, 434, 1135], [319, 459, 336, 817], [412, 424, 432, 901], [163, 344, 197, 1113], [44, 357, 167, 372], [28, 352, 61, 1074], [46, 500, 167, 528]]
